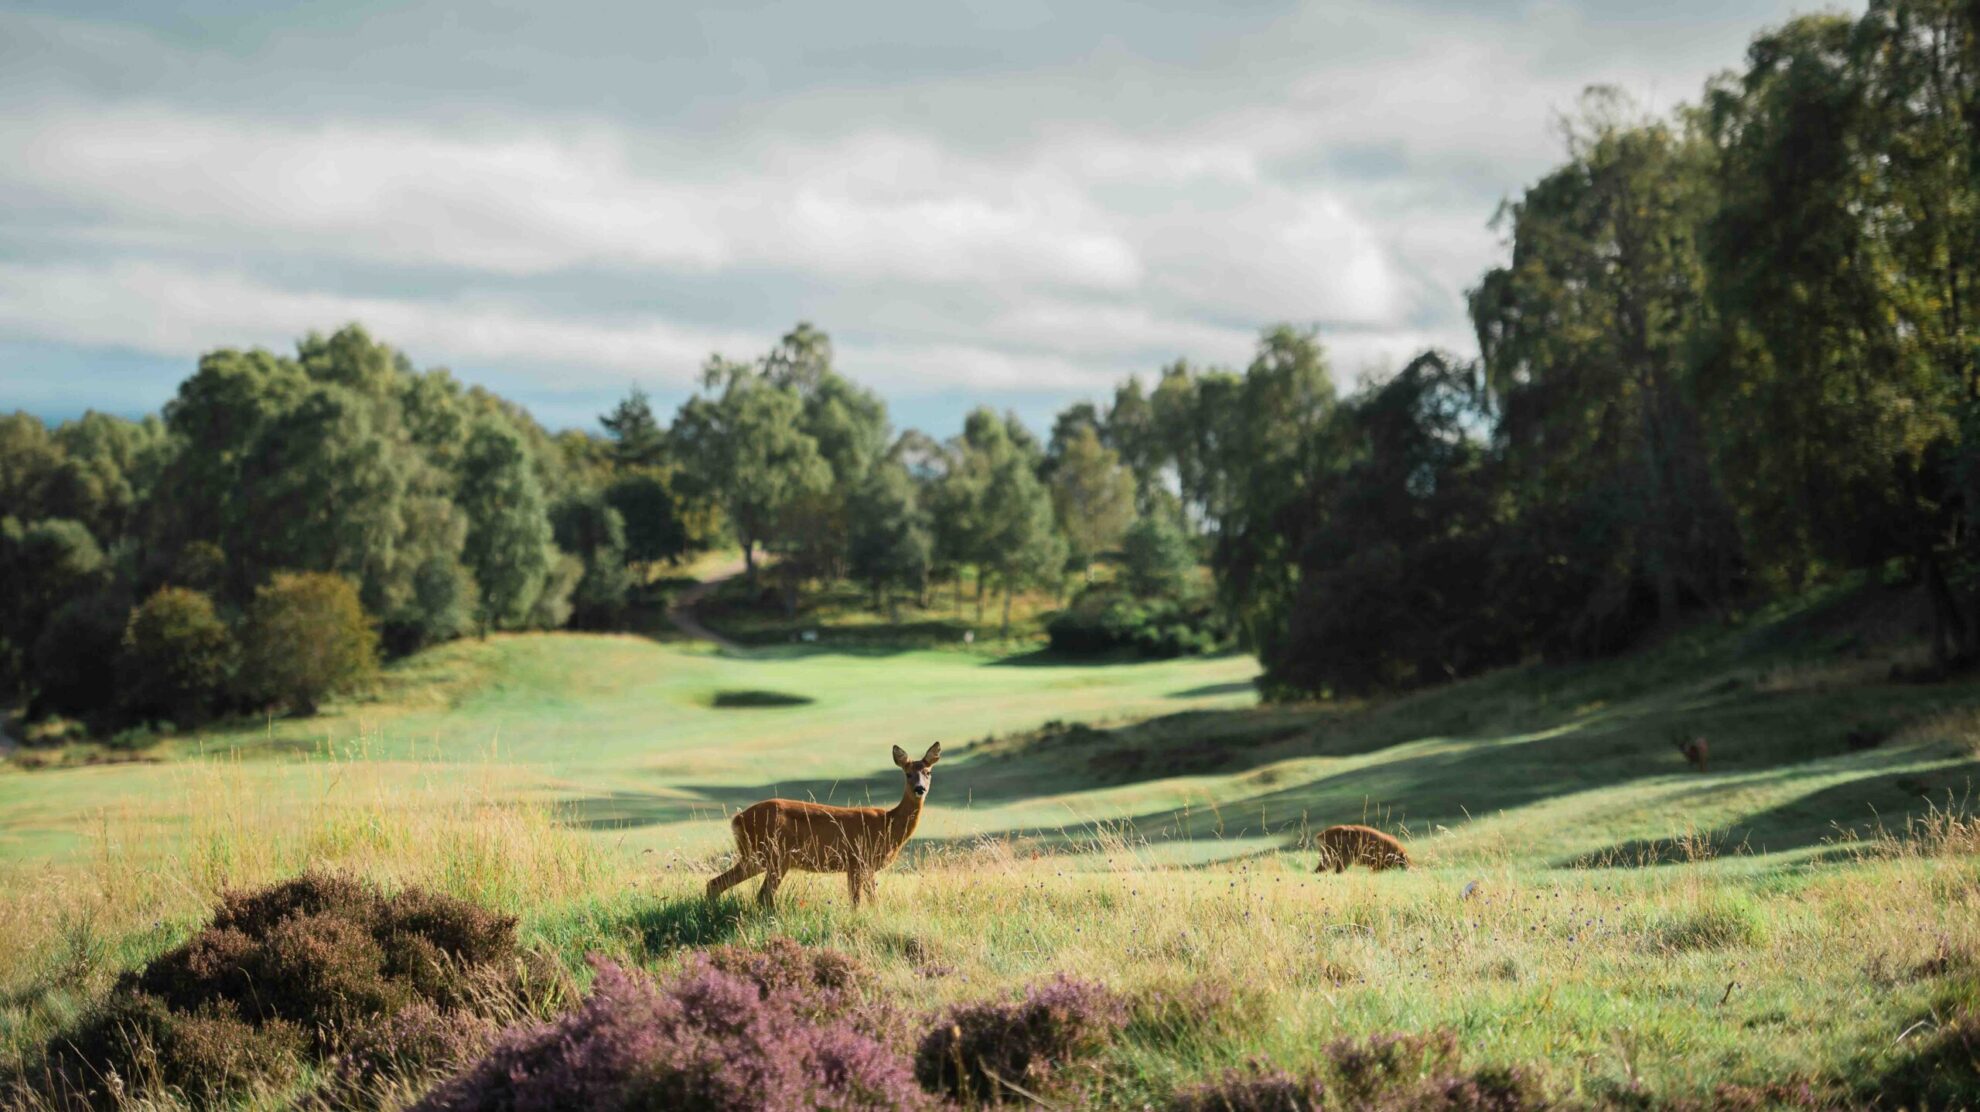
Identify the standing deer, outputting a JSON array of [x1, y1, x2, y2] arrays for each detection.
[[707, 742, 941, 907], [1673, 732, 1709, 773]]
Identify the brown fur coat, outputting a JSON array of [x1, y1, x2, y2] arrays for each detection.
[[1314, 824, 1410, 873]]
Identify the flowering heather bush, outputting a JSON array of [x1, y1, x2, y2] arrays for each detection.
[[698, 936, 914, 1050], [914, 975, 1127, 1103], [330, 1002, 498, 1092], [33, 871, 542, 1108], [415, 957, 931, 1112]]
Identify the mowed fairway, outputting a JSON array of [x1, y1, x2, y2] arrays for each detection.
[[0, 635, 1261, 865]]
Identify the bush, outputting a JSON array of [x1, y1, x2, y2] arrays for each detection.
[[132, 872, 528, 1043], [1170, 1062, 1326, 1112], [121, 587, 234, 724], [914, 975, 1126, 1103], [331, 1002, 497, 1094], [238, 572, 377, 714], [28, 590, 128, 721], [1047, 588, 1228, 658], [50, 991, 307, 1107], [32, 872, 542, 1108], [417, 957, 930, 1112], [1167, 1036, 1549, 1112]]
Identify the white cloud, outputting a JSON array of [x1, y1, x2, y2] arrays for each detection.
[[0, 261, 760, 387], [2, 108, 1141, 292]]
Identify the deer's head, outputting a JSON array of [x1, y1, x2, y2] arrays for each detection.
[[892, 742, 941, 798]]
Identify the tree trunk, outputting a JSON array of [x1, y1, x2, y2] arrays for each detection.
[[1001, 579, 1013, 638], [975, 570, 985, 622], [743, 540, 757, 578], [1922, 548, 1968, 671]]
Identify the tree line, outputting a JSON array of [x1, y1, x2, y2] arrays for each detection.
[[1231, 0, 1977, 695], [2, 0, 1972, 725]]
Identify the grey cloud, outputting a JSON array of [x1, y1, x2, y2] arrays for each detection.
[[0, 0, 1855, 433]]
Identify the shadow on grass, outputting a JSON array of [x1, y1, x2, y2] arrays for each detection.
[[1558, 761, 1980, 868], [558, 774, 914, 832], [987, 647, 1254, 668], [618, 897, 749, 957], [919, 706, 1974, 863], [709, 689, 816, 708], [1168, 680, 1257, 699]]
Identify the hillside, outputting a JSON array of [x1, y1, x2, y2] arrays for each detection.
[[2, 579, 1977, 1106]]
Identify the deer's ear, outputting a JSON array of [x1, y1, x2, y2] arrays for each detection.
[[892, 745, 910, 768], [921, 742, 941, 766]]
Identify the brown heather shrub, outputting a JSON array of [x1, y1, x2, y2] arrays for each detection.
[[130, 870, 526, 1045], [1672, 1081, 1832, 1110], [1169, 1060, 1327, 1112], [45, 992, 307, 1107], [1167, 1035, 1549, 1112], [914, 975, 1127, 1104], [30, 871, 543, 1108]]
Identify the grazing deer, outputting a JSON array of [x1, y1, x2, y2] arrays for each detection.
[[1673, 732, 1709, 773], [1313, 824, 1410, 873], [707, 742, 941, 908]]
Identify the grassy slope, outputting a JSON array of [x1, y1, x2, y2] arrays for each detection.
[[0, 635, 1259, 864], [2, 580, 1978, 1105]]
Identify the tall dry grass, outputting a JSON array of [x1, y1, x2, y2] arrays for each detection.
[[5, 767, 1978, 1107]]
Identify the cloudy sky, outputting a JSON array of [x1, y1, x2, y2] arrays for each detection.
[[1, 0, 1842, 437]]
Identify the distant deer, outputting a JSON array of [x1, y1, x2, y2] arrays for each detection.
[[1313, 824, 1410, 873], [707, 742, 941, 907], [1672, 732, 1709, 773]]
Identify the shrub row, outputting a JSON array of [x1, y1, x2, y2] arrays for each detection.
[[1047, 588, 1231, 658], [32, 571, 376, 736]]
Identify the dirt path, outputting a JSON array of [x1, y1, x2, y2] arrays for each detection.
[[666, 558, 751, 652]]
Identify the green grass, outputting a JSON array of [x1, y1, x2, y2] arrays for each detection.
[[3, 580, 1979, 1107], [0, 633, 1260, 865]]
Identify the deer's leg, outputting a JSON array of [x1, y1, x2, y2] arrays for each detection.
[[707, 858, 761, 901], [846, 866, 865, 907], [756, 864, 784, 908]]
